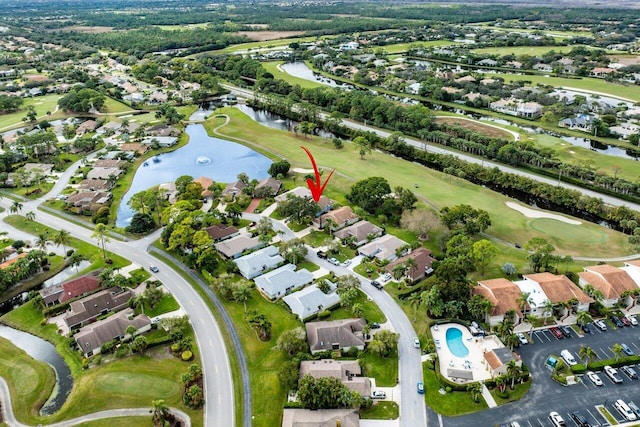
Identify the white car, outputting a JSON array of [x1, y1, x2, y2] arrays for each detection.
[[341, 260, 352, 267], [627, 314, 638, 326], [413, 337, 421, 348], [328, 257, 340, 266], [548, 411, 566, 427], [594, 319, 607, 331], [381, 273, 392, 282], [586, 371, 603, 386], [516, 333, 528, 345], [149, 265, 159, 273]]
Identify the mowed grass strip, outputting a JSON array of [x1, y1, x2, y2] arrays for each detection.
[[208, 107, 632, 257]]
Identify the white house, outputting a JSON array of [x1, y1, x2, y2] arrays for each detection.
[[234, 245, 285, 279], [283, 281, 341, 320], [255, 264, 313, 300]]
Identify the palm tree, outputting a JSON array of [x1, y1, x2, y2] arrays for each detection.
[[524, 314, 539, 335], [92, 223, 110, 260], [9, 201, 23, 214], [53, 229, 71, 256], [576, 311, 593, 329], [611, 343, 624, 361], [152, 399, 170, 427], [25, 211, 35, 221], [467, 382, 482, 403], [496, 317, 514, 340], [68, 252, 85, 275], [35, 232, 49, 252], [506, 360, 522, 389], [516, 292, 534, 321], [578, 346, 597, 367], [505, 333, 519, 351], [233, 281, 252, 318], [407, 292, 422, 322], [542, 300, 555, 325]]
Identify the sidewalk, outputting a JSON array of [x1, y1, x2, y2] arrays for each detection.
[[481, 383, 498, 408]]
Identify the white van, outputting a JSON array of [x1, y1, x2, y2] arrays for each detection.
[[560, 349, 577, 366], [614, 399, 637, 421]]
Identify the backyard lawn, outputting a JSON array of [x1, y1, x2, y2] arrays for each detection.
[[207, 108, 633, 258], [423, 364, 488, 416]]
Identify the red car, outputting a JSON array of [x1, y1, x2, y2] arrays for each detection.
[[549, 327, 564, 339]]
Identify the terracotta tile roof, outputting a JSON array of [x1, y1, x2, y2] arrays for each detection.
[[320, 206, 359, 227], [525, 273, 592, 304], [385, 247, 435, 281], [626, 260, 640, 268], [60, 273, 100, 303], [484, 350, 501, 369], [474, 278, 522, 316], [579, 265, 638, 300], [0, 252, 27, 269]]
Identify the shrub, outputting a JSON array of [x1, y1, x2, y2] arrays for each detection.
[[445, 386, 452, 393], [171, 343, 181, 353], [317, 310, 331, 320], [497, 390, 509, 398], [181, 350, 193, 361], [11, 240, 25, 250], [66, 249, 75, 257]]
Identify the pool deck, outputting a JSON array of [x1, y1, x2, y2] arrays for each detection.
[[431, 323, 504, 384]]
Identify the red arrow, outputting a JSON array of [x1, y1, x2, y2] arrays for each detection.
[[301, 146, 335, 202]]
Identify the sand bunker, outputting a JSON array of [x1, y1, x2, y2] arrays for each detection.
[[292, 168, 314, 174], [506, 202, 581, 225]]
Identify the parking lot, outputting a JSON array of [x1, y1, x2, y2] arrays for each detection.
[[445, 320, 640, 427]]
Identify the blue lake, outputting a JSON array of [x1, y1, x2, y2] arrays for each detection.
[[116, 124, 271, 227]]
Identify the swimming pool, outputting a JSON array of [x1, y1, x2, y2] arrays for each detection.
[[446, 327, 469, 358]]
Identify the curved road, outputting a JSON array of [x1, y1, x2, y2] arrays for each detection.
[[0, 157, 235, 426], [222, 83, 640, 212]]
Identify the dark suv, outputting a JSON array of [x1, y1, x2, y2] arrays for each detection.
[[561, 326, 572, 338], [570, 411, 591, 427], [611, 316, 624, 328], [371, 280, 382, 290]]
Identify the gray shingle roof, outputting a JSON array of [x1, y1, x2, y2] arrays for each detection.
[[254, 264, 313, 299], [234, 245, 285, 279]]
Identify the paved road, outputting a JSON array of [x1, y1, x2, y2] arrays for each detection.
[[0, 163, 235, 426], [306, 251, 430, 427], [222, 83, 640, 212]]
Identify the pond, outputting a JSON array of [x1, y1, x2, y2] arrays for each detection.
[[280, 62, 349, 88], [559, 136, 639, 160], [0, 324, 72, 415], [116, 124, 271, 227], [234, 104, 336, 139], [42, 261, 91, 288]]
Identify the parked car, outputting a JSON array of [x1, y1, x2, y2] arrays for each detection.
[[594, 319, 607, 331], [371, 280, 382, 290], [371, 390, 386, 399], [611, 316, 624, 328], [516, 333, 528, 345], [621, 365, 638, 379], [413, 337, 421, 348], [570, 411, 591, 427], [627, 314, 638, 326], [316, 250, 328, 259], [561, 326, 572, 338], [549, 327, 564, 339], [328, 257, 340, 266], [621, 316, 631, 327], [622, 343, 635, 356], [149, 265, 159, 273], [581, 323, 591, 334], [586, 371, 603, 386], [417, 381, 424, 394], [628, 401, 640, 418], [381, 273, 392, 282], [549, 411, 566, 427], [341, 259, 352, 267], [370, 322, 381, 329], [604, 365, 623, 384]]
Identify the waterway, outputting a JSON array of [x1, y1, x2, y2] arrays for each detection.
[[116, 124, 271, 227], [0, 324, 72, 415], [280, 62, 346, 88]]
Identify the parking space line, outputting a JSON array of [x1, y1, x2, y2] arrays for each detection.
[[632, 342, 640, 350], [598, 347, 610, 359], [536, 418, 544, 426], [585, 408, 601, 426], [565, 412, 576, 426]]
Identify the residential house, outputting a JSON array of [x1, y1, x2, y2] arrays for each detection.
[[316, 206, 360, 230], [87, 167, 121, 181], [75, 308, 151, 357], [254, 264, 313, 300], [0, 252, 26, 270], [558, 115, 593, 132], [334, 221, 383, 247], [506, 61, 522, 69], [221, 180, 248, 198], [472, 278, 523, 326], [283, 281, 341, 320], [75, 120, 98, 136], [64, 288, 134, 329], [306, 318, 367, 354], [119, 143, 151, 155], [489, 99, 543, 118], [96, 121, 121, 135], [521, 273, 592, 315], [193, 176, 215, 200], [281, 409, 359, 427], [299, 359, 371, 396], [591, 67, 615, 78], [579, 265, 638, 308], [610, 122, 640, 140], [146, 124, 180, 137], [77, 179, 112, 192], [455, 75, 477, 84], [65, 191, 112, 211], [234, 245, 285, 279], [24, 163, 54, 176], [477, 59, 498, 67], [141, 136, 178, 147], [205, 224, 239, 242], [158, 182, 178, 204], [533, 63, 553, 73], [40, 271, 101, 306], [357, 234, 407, 261], [483, 347, 522, 378], [254, 177, 282, 197], [275, 187, 333, 215], [385, 247, 435, 283], [463, 92, 490, 103], [93, 159, 125, 169], [622, 260, 640, 288], [214, 235, 264, 259], [339, 41, 359, 51]]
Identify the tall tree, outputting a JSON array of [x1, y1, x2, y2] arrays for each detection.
[[53, 229, 71, 256], [578, 346, 597, 367], [92, 223, 110, 260]]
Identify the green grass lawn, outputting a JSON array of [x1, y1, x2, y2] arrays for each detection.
[[381, 40, 461, 54], [423, 364, 488, 416], [212, 36, 318, 55], [207, 108, 633, 258], [361, 351, 397, 387], [144, 293, 180, 317], [360, 401, 399, 419], [472, 45, 597, 56], [1, 301, 202, 426], [102, 97, 136, 114], [475, 25, 593, 40], [261, 61, 323, 90], [328, 289, 387, 324], [483, 72, 640, 102], [296, 260, 319, 272], [67, 418, 151, 426], [489, 380, 532, 405], [0, 94, 61, 131], [302, 230, 332, 247]]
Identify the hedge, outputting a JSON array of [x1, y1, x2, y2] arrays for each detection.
[[571, 355, 640, 373]]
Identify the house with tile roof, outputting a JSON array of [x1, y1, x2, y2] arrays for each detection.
[[254, 264, 313, 300], [579, 264, 638, 307], [385, 247, 435, 283], [40, 270, 102, 306], [77, 179, 112, 192], [75, 308, 151, 357], [306, 318, 367, 354], [334, 221, 383, 247], [275, 187, 333, 215], [283, 281, 341, 320], [357, 234, 407, 261], [205, 224, 239, 242], [316, 206, 359, 230], [522, 273, 592, 315], [194, 176, 215, 200], [221, 180, 248, 198], [281, 409, 359, 427], [253, 177, 281, 197], [473, 278, 523, 326], [299, 359, 371, 396], [483, 347, 522, 378], [234, 245, 285, 279]]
